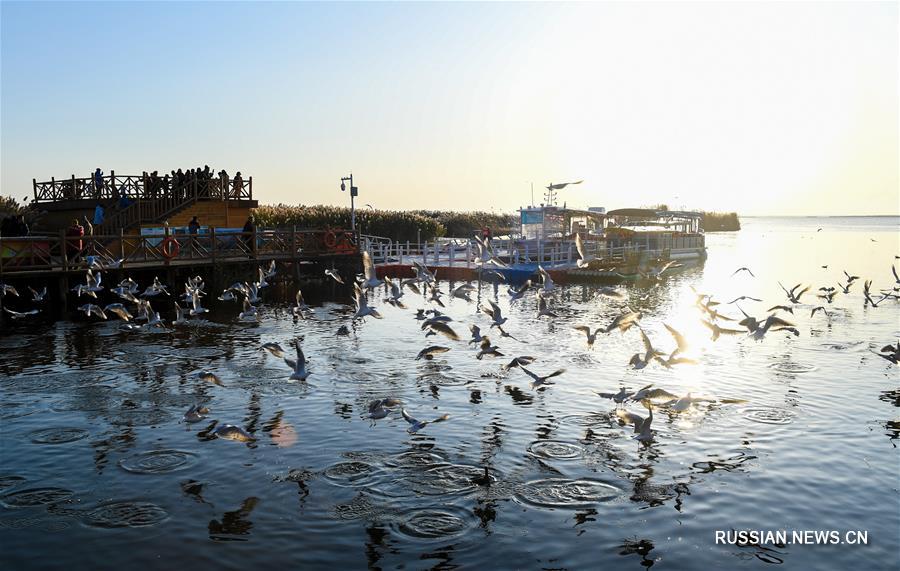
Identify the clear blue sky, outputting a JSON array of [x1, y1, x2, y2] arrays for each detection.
[[2, 1, 896, 215]]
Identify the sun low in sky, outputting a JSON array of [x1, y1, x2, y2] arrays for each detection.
[[1, 1, 896, 216]]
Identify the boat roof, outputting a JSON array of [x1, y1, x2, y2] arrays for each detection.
[[606, 208, 702, 219], [519, 205, 606, 218]]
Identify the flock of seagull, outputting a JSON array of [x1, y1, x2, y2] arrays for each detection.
[[1, 240, 899, 444]]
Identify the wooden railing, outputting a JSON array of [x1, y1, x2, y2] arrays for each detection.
[[366, 235, 705, 269], [0, 229, 357, 275], [32, 172, 253, 203]]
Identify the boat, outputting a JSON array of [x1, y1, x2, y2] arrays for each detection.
[[369, 205, 707, 285]]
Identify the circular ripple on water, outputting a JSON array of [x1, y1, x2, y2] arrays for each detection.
[[1, 487, 74, 508], [767, 362, 817, 374], [29, 427, 90, 445], [83, 501, 168, 528], [119, 450, 197, 474], [0, 476, 27, 492], [109, 409, 173, 426], [391, 506, 475, 542], [515, 478, 622, 510], [527, 440, 584, 460], [384, 450, 447, 469], [557, 413, 613, 427], [323, 461, 384, 488], [405, 464, 488, 496], [743, 407, 796, 425]]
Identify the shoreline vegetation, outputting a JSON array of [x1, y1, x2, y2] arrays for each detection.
[[2, 195, 741, 240], [646, 203, 740, 232], [254, 204, 516, 243], [254, 204, 742, 240], [699, 211, 741, 232]]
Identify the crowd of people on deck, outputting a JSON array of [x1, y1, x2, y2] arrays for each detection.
[[63, 167, 246, 201], [0, 214, 29, 237], [138, 166, 245, 200]]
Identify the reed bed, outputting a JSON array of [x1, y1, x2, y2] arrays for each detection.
[[699, 211, 741, 231], [254, 204, 516, 241]]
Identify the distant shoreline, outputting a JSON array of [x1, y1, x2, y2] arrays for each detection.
[[742, 215, 899, 218]]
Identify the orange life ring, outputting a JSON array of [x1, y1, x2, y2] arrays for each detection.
[[161, 237, 180, 259], [335, 231, 355, 253], [323, 231, 338, 249]]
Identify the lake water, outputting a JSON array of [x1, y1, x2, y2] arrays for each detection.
[[1, 216, 898, 570]]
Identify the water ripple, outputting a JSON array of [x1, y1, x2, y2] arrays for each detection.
[[83, 501, 169, 528], [391, 506, 475, 541], [119, 450, 198, 474], [515, 478, 622, 510], [527, 440, 584, 460], [1, 487, 75, 508], [742, 407, 796, 425], [28, 427, 90, 445]]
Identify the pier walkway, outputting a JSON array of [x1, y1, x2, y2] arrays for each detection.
[[1, 228, 358, 278]]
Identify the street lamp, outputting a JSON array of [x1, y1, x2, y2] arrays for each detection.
[[340, 174, 358, 231]]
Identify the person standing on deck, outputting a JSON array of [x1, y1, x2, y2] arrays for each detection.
[[66, 219, 84, 260], [93, 168, 104, 199], [188, 216, 201, 254], [15, 215, 29, 236], [219, 170, 229, 200], [242, 214, 255, 254], [233, 172, 243, 200], [93, 203, 104, 226]]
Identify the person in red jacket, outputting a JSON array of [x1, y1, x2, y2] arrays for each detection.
[[66, 218, 84, 260]]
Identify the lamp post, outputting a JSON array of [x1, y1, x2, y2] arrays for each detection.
[[340, 174, 358, 231]]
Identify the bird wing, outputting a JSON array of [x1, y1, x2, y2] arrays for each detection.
[[544, 368, 566, 380], [640, 329, 655, 355], [294, 341, 306, 369], [488, 300, 503, 321], [766, 315, 795, 328], [428, 321, 459, 340], [518, 366, 540, 383], [573, 325, 591, 337], [575, 233, 586, 259], [400, 408, 419, 425], [663, 324, 688, 351], [362, 251, 377, 281]]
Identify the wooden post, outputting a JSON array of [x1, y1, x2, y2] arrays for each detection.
[[72, 175, 77, 199], [449, 244, 454, 268], [290, 226, 296, 259], [59, 229, 69, 273], [248, 176, 253, 200], [210, 227, 217, 265], [119, 228, 125, 262], [32, 178, 37, 202]]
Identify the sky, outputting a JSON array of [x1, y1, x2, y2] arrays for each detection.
[[1, 1, 897, 216]]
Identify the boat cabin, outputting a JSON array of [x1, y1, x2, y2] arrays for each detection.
[[518, 206, 606, 240]]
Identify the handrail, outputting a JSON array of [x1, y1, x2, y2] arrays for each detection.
[[32, 172, 253, 203], [0, 229, 358, 275]]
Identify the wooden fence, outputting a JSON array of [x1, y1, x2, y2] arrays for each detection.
[[0, 228, 356, 276], [32, 172, 253, 203]]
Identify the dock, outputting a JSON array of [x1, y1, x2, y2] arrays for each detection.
[[366, 234, 706, 284], [2, 172, 361, 310]]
